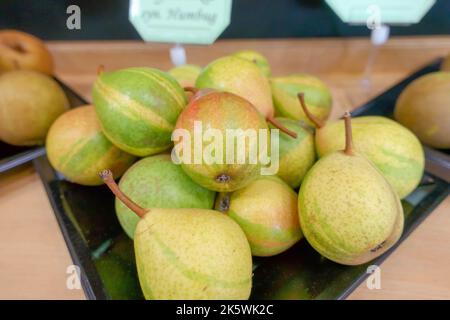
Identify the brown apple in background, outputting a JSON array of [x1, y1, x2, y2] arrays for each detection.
[[0, 29, 53, 75]]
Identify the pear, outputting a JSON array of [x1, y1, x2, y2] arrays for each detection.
[[196, 55, 297, 138], [394, 71, 450, 149], [168, 64, 202, 87], [174, 90, 270, 192], [0, 70, 69, 146], [100, 170, 252, 300], [270, 74, 332, 126], [115, 154, 215, 239], [232, 50, 271, 77], [268, 117, 315, 189], [299, 94, 424, 199], [298, 112, 404, 265], [46, 105, 136, 186], [216, 176, 302, 257]]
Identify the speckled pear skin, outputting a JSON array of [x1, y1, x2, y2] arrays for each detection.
[[232, 50, 271, 77], [168, 64, 202, 87], [268, 118, 316, 189], [134, 208, 253, 299], [196, 55, 274, 117], [315, 116, 424, 199], [116, 154, 216, 239], [175, 91, 270, 192], [216, 176, 302, 257], [394, 71, 450, 149], [270, 74, 332, 126], [298, 151, 404, 266]]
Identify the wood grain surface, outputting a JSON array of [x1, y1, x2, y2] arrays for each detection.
[[0, 37, 449, 300]]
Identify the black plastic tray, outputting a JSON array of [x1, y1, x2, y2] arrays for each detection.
[[33, 59, 450, 300], [0, 79, 86, 173], [351, 58, 450, 182]]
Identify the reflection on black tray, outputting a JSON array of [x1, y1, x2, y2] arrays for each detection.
[[33, 59, 450, 300], [0, 78, 86, 173]]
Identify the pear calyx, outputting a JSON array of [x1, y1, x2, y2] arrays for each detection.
[[297, 93, 325, 129], [99, 169, 148, 218], [267, 115, 298, 138], [218, 194, 231, 212], [343, 111, 354, 156]]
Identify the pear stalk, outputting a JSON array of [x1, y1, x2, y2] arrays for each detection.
[[97, 65, 105, 76], [343, 111, 354, 155], [183, 86, 199, 95], [99, 169, 148, 218], [267, 115, 297, 138], [297, 93, 325, 129]]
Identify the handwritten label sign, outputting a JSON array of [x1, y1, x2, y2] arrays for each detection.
[[129, 0, 232, 45], [325, 0, 435, 25]]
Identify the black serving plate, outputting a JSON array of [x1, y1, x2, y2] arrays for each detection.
[[34, 60, 450, 300], [0, 79, 86, 173]]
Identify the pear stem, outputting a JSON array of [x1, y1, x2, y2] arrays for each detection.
[[183, 86, 199, 95], [343, 111, 354, 155], [99, 169, 148, 219], [267, 116, 297, 139], [97, 65, 105, 76], [297, 93, 325, 129]]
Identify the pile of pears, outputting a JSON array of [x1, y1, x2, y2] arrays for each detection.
[[43, 49, 429, 300]]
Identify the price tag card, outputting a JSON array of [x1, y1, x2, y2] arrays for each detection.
[[325, 0, 435, 25], [129, 0, 232, 45]]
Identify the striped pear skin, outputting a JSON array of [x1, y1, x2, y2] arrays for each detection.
[[270, 74, 332, 126], [46, 105, 136, 186], [134, 208, 252, 299], [216, 176, 302, 257], [268, 118, 316, 189], [316, 116, 425, 199], [92, 67, 187, 156]]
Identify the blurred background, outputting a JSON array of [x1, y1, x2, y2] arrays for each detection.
[[1, 0, 449, 40]]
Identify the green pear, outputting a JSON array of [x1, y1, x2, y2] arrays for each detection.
[[115, 154, 216, 239], [298, 113, 404, 266], [216, 176, 302, 257], [232, 50, 271, 77], [196, 55, 274, 118], [100, 170, 252, 300], [394, 71, 450, 149], [168, 64, 202, 87], [270, 73, 332, 126], [299, 94, 424, 199], [268, 117, 315, 189], [196, 55, 297, 138]]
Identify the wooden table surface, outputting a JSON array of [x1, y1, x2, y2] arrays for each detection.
[[0, 37, 449, 300]]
